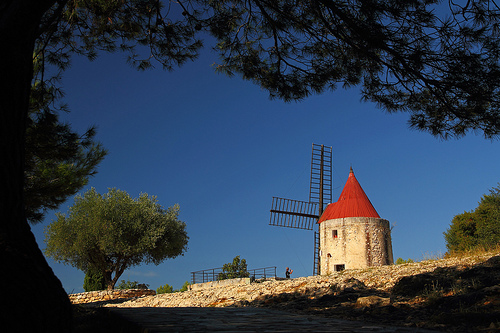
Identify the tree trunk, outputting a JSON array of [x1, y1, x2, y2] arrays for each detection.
[[0, 1, 72, 331], [105, 270, 114, 290], [110, 260, 129, 290]]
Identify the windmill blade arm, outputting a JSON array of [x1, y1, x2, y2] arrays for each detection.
[[269, 197, 319, 230], [270, 209, 318, 220]]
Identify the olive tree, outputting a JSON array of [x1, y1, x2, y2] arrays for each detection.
[[44, 188, 188, 289]]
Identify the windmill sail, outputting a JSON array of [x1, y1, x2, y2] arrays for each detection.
[[269, 197, 319, 230], [268, 143, 333, 276], [309, 143, 333, 214]]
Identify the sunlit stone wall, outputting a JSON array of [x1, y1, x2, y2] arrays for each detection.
[[69, 289, 156, 304], [319, 217, 393, 274]]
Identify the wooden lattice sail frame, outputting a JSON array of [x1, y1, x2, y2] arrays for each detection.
[[269, 143, 332, 276]]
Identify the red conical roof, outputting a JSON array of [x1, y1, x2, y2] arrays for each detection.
[[318, 168, 380, 222]]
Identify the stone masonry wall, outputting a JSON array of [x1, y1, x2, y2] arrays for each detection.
[[69, 289, 156, 304], [189, 278, 251, 291], [320, 217, 393, 273]]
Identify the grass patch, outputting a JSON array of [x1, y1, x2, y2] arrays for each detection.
[[444, 245, 500, 260], [422, 281, 444, 305], [420, 251, 445, 261]]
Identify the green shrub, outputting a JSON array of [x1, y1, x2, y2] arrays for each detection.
[[83, 267, 106, 292], [217, 256, 250, 280], [116, 280, 149, 290], [444, 184, 500, 253], [156, 281, 190, 294], [156, 283, 174, 294], [179, 281, 190, 292], [395, 258, 414, 265]]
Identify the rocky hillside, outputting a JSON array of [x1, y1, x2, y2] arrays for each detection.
[[105, 253, 500, 332]]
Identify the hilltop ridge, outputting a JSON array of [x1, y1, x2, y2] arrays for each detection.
[[105, 252, 500, 331]]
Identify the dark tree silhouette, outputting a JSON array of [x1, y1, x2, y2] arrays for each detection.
[[0, 1, 201, 330], [203, 0, 500, 139]]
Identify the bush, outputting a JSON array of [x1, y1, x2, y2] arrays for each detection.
[[116, 280, 149, 290], [179, 281, 190, 292], [156, 281, 190, 294], [217, 255, 250, 280], [444, 211, 479, 252], [444, 184, 500, 253], [83, 267, 106, 292], [395, 258, 415, 265], [156, 283, 174, 294]]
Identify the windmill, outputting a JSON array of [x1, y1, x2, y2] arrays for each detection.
[[269, 143, 332, 275]]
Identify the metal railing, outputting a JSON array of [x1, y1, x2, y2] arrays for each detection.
[[191, 266, 276, 284], [248, 266, 277, 281], [191, 267, 223, 284]]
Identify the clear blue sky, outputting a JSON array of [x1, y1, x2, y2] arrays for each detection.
[[31, 41, 500, 294]]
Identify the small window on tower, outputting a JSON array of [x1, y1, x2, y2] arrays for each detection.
[[335, 264, 345, 272], [332, 230, 338, 239]]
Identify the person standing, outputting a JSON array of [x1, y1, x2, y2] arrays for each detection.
[[285, 267, 293, 279]]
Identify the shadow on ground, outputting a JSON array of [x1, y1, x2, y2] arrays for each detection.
[[231, 256, 500, 332], [73, 256, 500, 332]]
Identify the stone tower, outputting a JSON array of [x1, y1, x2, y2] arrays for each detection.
[[318, 168, 393, 274]]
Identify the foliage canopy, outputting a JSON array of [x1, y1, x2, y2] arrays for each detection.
[[179, 280, 191, 292], [218, 255, 249, 280], [83, 266, 106, 292], [156, 283, 174, 294], [31, 1, 500, 140], [44, 188, 188, 289], [156, 280, 190, 293], [35, 0, 203, 80], [444, 184, 500, 252], [32, 0, 500, 139], [395, 258, 415, 265], [25, 73, 107, 224], [116, 280, 150, 289], [200, 0, 500, 139]]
